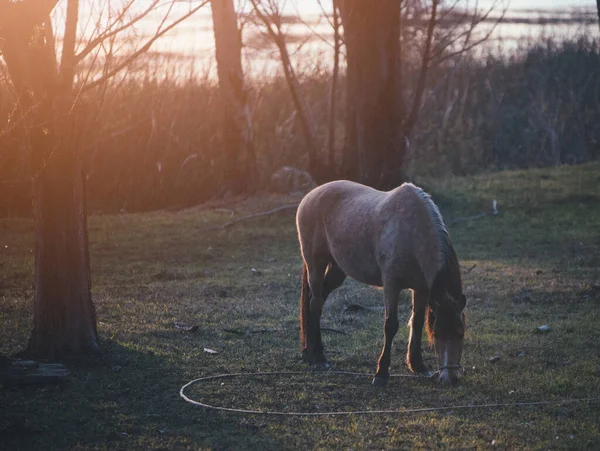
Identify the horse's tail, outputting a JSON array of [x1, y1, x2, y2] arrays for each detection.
[[299, 261, 311, 351]]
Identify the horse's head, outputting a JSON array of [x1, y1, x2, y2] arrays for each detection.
[[428, 293, 466, 386]]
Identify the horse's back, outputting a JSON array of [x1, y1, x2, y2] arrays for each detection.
[[298, 180, 381, 207], [297, 181, 444, 291], [297, 181, 392, 286]]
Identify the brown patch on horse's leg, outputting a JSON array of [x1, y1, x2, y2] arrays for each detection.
[[407, 290, 432, 377], [373, 283, 400, 386]]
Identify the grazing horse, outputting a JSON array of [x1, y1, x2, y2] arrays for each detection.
[[296, 181, 466, 386]]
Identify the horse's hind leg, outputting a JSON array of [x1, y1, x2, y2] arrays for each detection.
[[308, 263, 347, 365], [301, 261, 345, 367], [406, 290, 433, 377], [373, 281, 400, 386], [305, 260, 330, 367]]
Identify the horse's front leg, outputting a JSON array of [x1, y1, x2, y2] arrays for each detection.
[[406, 290, 433, 377], [373, 283, 400, 386]]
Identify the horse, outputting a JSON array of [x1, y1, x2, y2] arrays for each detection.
[[296, 180, 466, 386]]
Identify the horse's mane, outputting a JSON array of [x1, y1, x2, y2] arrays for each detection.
[[413, 185, 454, 271], [408, 184, 453, 274], [406, 184, 464, 343]]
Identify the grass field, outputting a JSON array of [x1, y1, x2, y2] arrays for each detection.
[[1, 163, 599, 449]]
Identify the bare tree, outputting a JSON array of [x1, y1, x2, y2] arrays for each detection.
[[211, 0, 257, 193], [249, 0, 324, 181], [0, 0, 207, 358], [325, 0, 341, 173], [336, 0, 505, 187]]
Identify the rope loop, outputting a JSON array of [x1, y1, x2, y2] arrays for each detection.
[[438, 364, 463, 371], [180, 370, 599, 417]]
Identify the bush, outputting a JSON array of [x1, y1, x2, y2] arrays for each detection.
[[0, 35, 598, 216], [412, 36, 600, 175]]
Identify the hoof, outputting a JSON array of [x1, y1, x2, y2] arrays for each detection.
[[438, 369, 459, 386], [372, 376, 389, 386], [310, 361, 331, 371]]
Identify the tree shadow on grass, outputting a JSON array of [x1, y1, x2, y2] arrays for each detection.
[[0, 339, 288, 450]]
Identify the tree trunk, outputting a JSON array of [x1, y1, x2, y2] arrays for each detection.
[[27, 106, 99, 357], [0, 3, 99, 358], [338, 0, 404, 188], [211, 0, 257, 194]]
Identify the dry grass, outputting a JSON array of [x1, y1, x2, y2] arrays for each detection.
[[1, 35, 599, 216], [1, 163, 599, 449]]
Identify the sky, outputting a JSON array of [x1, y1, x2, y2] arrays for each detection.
[[282, 0, 597, 14], [45, 0, 597, 81], [507, 0, 594, 8]]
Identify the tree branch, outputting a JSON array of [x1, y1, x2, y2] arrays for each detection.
[[430, 0, 507, 64], [327, 0, 340, 172], [404, 0, 438, 139], [74, 0, 158, 64], [59, 0, 79, 92], [82, 1, 209, 93], [249, 0, 322, 178]]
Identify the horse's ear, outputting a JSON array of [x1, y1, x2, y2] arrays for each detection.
[[458, 294, 467, 311]]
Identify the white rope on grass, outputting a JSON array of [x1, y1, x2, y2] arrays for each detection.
[[180, 371, 600, 416]]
